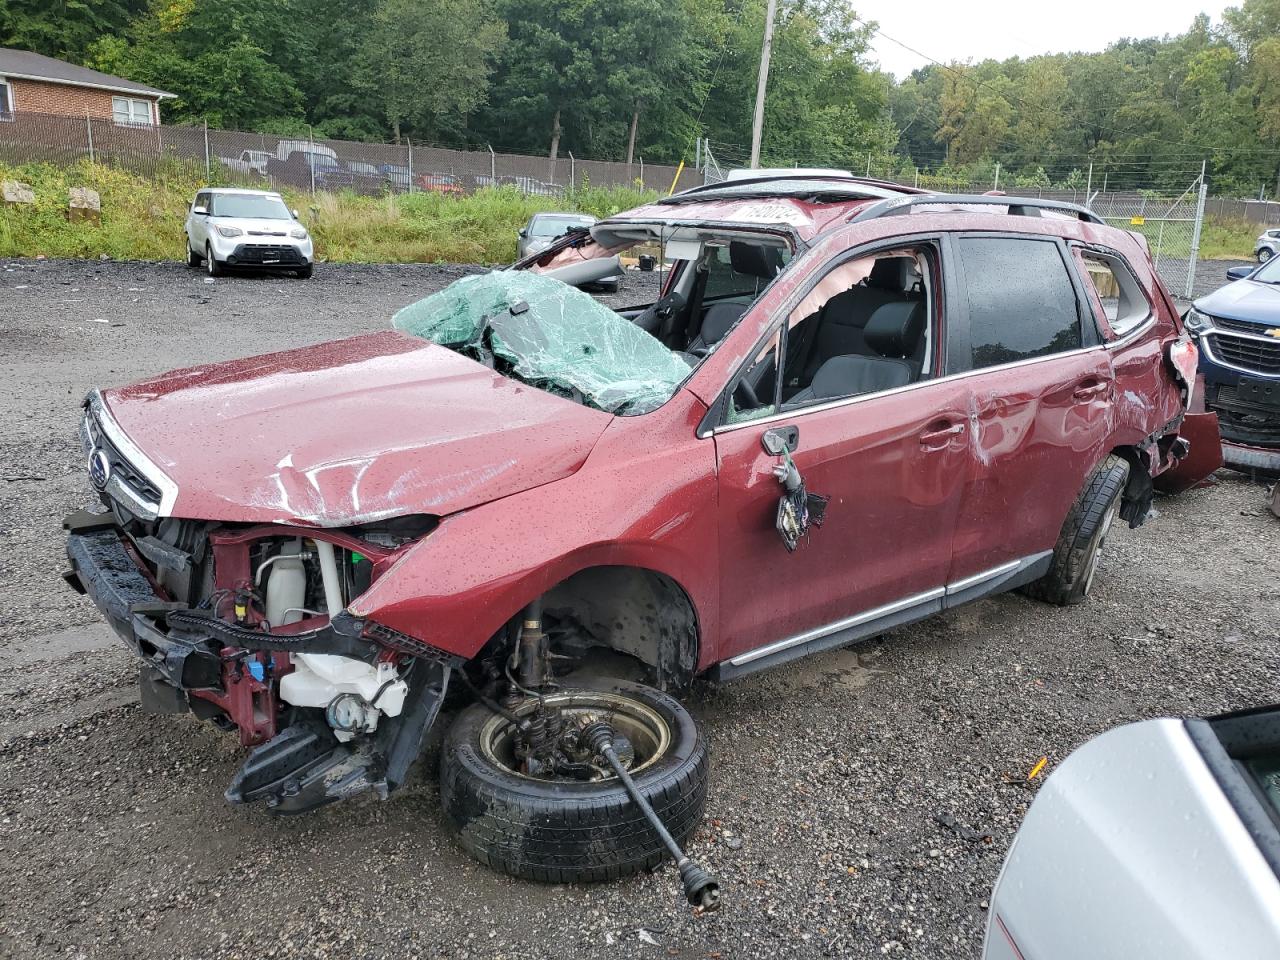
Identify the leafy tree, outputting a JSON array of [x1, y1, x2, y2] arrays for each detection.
[[353, 0, 506, 143], [89, 0, 308, 129]]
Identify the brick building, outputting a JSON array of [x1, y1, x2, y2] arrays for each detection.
[[0, 48, 174, 126]]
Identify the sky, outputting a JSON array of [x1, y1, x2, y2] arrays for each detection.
[[860, 1, 1234, 79]]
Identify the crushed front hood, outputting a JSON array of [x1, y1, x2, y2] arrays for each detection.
[[101, 330, 612, 526]]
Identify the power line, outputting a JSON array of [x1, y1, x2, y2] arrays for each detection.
[[854, 15, 1268, 168]]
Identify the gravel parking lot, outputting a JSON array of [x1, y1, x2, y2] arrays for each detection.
[[1, 256, 1276, 960]]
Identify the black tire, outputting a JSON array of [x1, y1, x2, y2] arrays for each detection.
[[205, 245, 223, 277], [186, 245, 201, 268], [1022, 454, 1130, 606], [439, 678, 708, 883], [1260, 248, 1274, 264], [295, 263, 313, 279]]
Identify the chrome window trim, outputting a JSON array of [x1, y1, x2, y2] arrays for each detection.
[[1200, 334, 1280, 380], [1102, 312, 1156, 350], [709, 344, 1103, 436], [86, 389, 179, 517]]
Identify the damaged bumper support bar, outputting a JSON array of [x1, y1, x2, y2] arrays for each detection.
[[63, 522, 458, 814]]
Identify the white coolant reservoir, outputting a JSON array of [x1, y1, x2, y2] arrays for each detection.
[[263, 539, 306, 626], [279, 653, 408, 742]]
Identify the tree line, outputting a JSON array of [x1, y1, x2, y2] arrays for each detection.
[[2, 0, 1278, 195]]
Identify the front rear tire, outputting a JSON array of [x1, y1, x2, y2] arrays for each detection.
[[205, 245, 223, 277], [186, 245, 201, 268], [1259, 248, 1274, 264], [1023, 454, 1130, 606], [295, 263, 313, 279], [439, 678, 709, 883]]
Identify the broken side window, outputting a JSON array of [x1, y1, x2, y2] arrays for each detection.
[[393, 271, 693, 416]]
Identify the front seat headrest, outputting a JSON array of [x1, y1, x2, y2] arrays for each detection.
[[729, 241, 783, 279], [699, 301, 747, 345], [866, 256, 908, 291], [864, 301, 925, 358]]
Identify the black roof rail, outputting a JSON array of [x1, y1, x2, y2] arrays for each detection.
[[849, 193, 1105, 225]]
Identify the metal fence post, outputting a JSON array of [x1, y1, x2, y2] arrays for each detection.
[[85, 112, 94, 164], [1185, 164, 1209, 300], [914, 167, 919, 188], [203, 119, 210, 179], [639, 157, 644, 188], [569, 151, 575, 189], [865, 154, 871, 176], [993, 162, 1000, 192], [407, 138, 414, 193], [1085, 162, 1092, 205], [308, 125, 316, 195], [488, 143, 495, 183]]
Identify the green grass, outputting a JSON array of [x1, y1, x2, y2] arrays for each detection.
[[0, 160, 660, 264], [1198, 217, 1260, 261], [2, 159, 1260, 265]]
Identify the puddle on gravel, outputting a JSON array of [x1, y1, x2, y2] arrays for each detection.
[[785, 644, 890, 693]]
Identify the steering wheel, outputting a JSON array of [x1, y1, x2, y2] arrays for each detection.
[[733, 377, 760, 410]]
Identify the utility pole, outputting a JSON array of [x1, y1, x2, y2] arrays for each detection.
[[749, 0, 778, 169]]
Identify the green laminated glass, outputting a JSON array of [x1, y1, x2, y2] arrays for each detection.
[[393, 271, 691, 415]]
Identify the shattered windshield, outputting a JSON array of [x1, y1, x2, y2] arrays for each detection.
[[393, 271, 692, 415]]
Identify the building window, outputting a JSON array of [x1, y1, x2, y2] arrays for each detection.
[[0, 79, 13, 120], [112, 96, 153, 126]]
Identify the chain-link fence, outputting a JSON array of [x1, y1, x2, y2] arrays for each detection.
[[697, 142, 1213, 296], [0, 110, 704, 197]]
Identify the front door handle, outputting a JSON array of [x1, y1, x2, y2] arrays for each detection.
[[919, 421, 966, 448]]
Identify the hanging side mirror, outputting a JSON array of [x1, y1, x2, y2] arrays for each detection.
[[761, 425, 799, 456]]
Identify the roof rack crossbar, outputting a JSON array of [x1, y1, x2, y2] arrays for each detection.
[[849, 193, 1105, 225]]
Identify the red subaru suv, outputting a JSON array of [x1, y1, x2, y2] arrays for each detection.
[[65, 174, 1207, 887]]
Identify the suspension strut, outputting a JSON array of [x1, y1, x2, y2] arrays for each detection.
[[580, 719, 722, 911], [517, 598, 546, 690]]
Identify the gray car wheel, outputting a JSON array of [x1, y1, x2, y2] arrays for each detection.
[[1259, 247, 1274, 263]]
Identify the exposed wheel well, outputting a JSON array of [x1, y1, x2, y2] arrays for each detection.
[[541, 565, 700, 691], [1110, 444, 1154, 527]]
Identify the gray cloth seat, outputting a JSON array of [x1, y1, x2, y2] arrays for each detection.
[[786, 300, 926, 405], [687, 300, 748, 354], [798, 257, 915, 383]]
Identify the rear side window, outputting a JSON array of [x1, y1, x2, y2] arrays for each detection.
[[1075, 250, 1152, 339], [957, 237, 1082, 370], [703, 243, 788, 300]]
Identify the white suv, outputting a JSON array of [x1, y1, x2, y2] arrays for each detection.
[[185, 188, 314, 279], [1256, 228, 1279, 264]]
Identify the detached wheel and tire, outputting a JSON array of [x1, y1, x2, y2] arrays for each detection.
[[1023, 454, 1130, 606], [439, 678, 708, 883]]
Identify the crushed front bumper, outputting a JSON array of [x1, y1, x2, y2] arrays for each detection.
[[63, 514, 455, 814]]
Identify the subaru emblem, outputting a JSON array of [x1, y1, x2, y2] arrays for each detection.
[[88, 448, 112, 491]]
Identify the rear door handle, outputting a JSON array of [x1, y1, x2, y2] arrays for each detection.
[[919, 421, 966, 447], [1073, 379, 1109, 400]]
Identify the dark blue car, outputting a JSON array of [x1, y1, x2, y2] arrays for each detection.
[[1187, 257, 1280, 472]]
